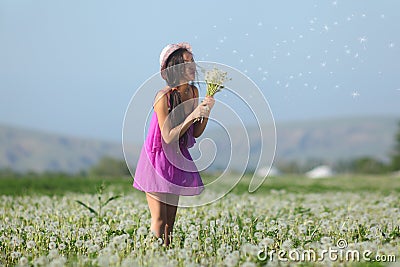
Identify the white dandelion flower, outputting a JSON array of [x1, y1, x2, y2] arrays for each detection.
[[75, 239, 83, 248], [19, 256, 28, 266], [58, 243, 66, 250], [137, 226, 147, 236], [191, 241, 199, 251], [11, 251, 21, 259], [27, 240, 36, 249], [48, 241, 57, 250]]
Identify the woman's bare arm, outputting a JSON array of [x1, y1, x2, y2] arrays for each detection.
[[154, 90, 207, 144], [193, 87, 215, 138]]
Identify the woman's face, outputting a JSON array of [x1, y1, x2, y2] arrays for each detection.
[[182, 51, 196, 81]]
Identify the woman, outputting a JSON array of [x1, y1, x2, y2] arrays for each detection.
[[133, 42, 214, 246]]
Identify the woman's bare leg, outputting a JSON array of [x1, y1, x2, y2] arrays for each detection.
[[145, 192, 179, 247], [146, 192, 167, 238], [165, 194, 179, 246]]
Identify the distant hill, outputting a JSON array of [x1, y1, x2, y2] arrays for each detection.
[[275, 116, 397, 162], [0, 116, 398, 173], [0, 125, 126, 173], [198, 116, 398, 170]]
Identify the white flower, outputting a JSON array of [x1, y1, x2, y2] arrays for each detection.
[[75, 239, 83, 248], [281, 240, 293, 251], [26, 240, 36, 249], [224, 254, 238, 266], [58, 243, 66, 250], [261, 237, 274, 247], [48, 241, 57, 250], [204, 67, 230, 96], [137, 226, 147, 236], [10, 251, 21, 259], [19, 256, 28, 266], [190, 231, 198, 239], [191, 241, 199, 251]]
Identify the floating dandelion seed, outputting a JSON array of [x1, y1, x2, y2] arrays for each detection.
[[239, 59, 244, 63], [232, 50, 238, 54], [354, 53, 359, 58], [324, 25, 329, 31], [361, 14, 366, 18], [380, 14, 385, 19], [307, 55, 311, 59], [321, 62, 327, 67], [257, 22, 263, 26], [352, 91, 360, 98], [389, 42, 395, 48], [213, 25, 217, 28], [359, 36, 367, 49], [299, 34, 304, 39], [333, 21, 338, 25], [345, 49, 351, 54], [332, 1, 337, 6], [249, 54, 254, 58]]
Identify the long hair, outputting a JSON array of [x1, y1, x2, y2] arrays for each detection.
[[164, 48, 195, 146]]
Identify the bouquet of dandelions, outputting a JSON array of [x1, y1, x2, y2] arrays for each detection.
[[205, 67, 230, 97], [196, 67, 230, 123]]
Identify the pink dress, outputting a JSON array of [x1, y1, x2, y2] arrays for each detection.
[[133, 89, 204, 196]]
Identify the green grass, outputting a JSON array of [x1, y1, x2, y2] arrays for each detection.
[[0, 174, 133, 196], [227, 174, 400, 195], [0, 173, 399, 196]]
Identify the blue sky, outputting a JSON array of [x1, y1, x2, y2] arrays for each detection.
[[0, 0, 399, 142]]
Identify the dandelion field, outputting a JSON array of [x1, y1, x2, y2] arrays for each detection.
[[0, 174, 399, 266]]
